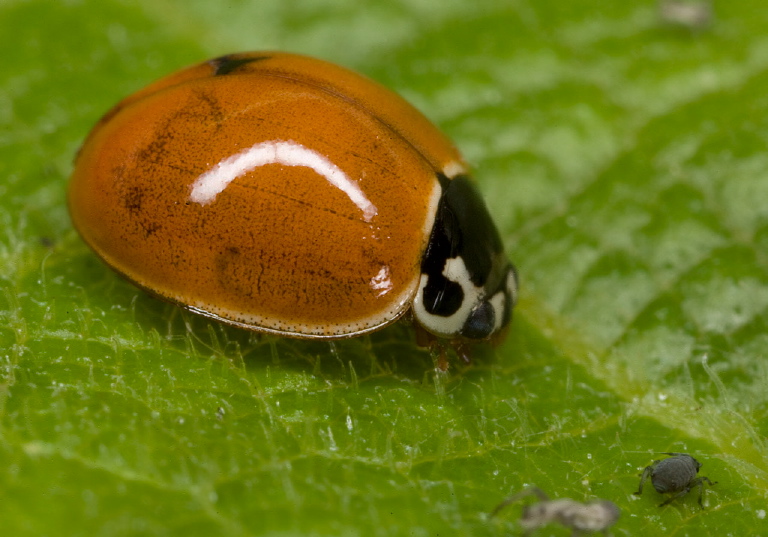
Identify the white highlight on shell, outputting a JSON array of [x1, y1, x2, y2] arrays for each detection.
[[189, 140, 378, 222], [370, 266, 393, 297]]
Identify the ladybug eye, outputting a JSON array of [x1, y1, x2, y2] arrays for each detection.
[[461, 302, 495, 340]]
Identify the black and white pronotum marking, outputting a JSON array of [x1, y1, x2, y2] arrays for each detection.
[[414, 173, 518, 341]]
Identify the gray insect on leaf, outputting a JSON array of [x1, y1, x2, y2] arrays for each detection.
[[634, 452, 717, 507]]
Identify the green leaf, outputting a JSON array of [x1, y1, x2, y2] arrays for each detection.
[[1, 0, 767, 535]]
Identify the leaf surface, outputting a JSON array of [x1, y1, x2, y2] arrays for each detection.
[[1, 1, 767, 535]]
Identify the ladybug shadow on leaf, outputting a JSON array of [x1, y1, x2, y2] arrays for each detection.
[[148, 297, 508, 387], [63, 244, 513, 388], [144, 300, 435, 380]]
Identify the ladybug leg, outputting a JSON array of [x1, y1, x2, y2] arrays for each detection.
[[453, 340, 473, 365], [436, 345, 449, 371], [413, 323, 449, 370], [414, 322, 436, 348]]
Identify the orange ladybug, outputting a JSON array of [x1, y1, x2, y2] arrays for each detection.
[[69, 52, 518, 352]]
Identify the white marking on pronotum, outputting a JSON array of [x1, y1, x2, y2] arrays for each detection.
[[412, 256, 483, 337], [189, 140, 378, 222], [506, 269, 518, 307], [442, 161, 466, 179], [488, 290, 506, 333]]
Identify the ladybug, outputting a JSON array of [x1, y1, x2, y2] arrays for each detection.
[[68, 52, 518, 357]]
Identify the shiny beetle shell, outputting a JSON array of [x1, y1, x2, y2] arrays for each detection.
[[68, 52, 518, 343]]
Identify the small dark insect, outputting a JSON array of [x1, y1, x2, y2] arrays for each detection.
[[634, 452, 717, 507], [490, 486, 620, 536]]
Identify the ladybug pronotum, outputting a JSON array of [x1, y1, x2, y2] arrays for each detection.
[[69, 52, 518, 356]]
